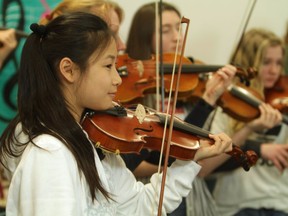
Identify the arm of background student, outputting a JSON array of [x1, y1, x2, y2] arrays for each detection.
[[0, 29, 18, 69], [199, 103, 284, 176], [202, 64, 236, 106], [260, 143, 288, 172], [185, 64, 236, 127]]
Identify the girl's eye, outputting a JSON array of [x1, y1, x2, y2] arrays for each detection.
[[106, 64, 113, 69], [277, 60, 283, 67], [262, 59, 271, 65]]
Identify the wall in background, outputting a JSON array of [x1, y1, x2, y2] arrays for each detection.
[[117, 0, 288, 64]]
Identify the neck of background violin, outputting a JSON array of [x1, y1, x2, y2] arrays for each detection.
[[162, 64, 223, 74], [156, 112, 210, 138]]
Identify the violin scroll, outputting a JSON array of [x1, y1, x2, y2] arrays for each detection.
[[228, 145, 258, 171], [235, 66, 258, 86]]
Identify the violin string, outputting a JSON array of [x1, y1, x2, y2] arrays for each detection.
[[156, 20, 183, 172], [155, 0, 160, 114], [153, 1, 162, 214]]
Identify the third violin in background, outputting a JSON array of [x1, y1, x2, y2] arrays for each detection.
[[115, 53, 256, 104]]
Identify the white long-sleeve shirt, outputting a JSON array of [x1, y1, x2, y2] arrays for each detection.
[[5, 127, 201, 216], [209, 107, 288, 216]]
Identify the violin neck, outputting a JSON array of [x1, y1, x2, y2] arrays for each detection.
[[228, 85, 261, 107], [156, 110, 257, 171], [162, 64, 222, 74], [156, 113, 210, 139], [228, 85, 288, 125]]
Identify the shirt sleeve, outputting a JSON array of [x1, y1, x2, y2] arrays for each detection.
[[184, 98, 214, 127], [6, 136, 83, 216], [104, 154, 201, 215]]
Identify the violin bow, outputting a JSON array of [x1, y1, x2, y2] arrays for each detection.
[[156, 16, 190, 216], [155, 0, 165, 112], [230, 0, 257, 63]]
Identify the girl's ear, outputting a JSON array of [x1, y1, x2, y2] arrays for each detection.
[[59, 57, 80, 83]]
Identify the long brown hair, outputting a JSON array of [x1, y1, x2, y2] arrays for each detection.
[[125, 2, 181, 60]]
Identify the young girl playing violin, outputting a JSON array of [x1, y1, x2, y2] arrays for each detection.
[[207, 28, 288, 216], [0, 12, 233, 215]]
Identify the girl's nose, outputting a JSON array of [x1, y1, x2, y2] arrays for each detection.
[[113, 68, 122, 86], [269, 63, 281, 75], [116, 36, 126, 52]]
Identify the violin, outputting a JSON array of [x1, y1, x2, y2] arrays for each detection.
[[265, 75, 288, 113], [186, 66, 257, 103], [115, 53, 256, 104], [81, 104, 258, 171], [219, 83, 288, 124]]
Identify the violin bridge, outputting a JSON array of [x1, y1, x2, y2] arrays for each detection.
[[95, 141, 101, 148], [133, 60, 144, 77], [135, 104, 146, 124]]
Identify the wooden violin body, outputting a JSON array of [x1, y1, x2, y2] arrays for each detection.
[[218, 83, 264, 122], [116, 53, 257, 105], [81, 105, 258, 171], [82, 105, 201, 160], [265, 75, 288, 113], [116, 53, 199, 104], [219, 83, 288, 124]]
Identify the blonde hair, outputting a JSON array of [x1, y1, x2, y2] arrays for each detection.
[[39, 0, 124, 25], [231, 28, 284, 93], [228, 28, 285, 132], [285, 21, 288, 44]]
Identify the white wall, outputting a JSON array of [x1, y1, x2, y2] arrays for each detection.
[[117, 0, 288, 64]]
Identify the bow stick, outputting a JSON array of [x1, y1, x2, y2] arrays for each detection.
[[230, 0, 257, 63], [157, 16, 190, 216]]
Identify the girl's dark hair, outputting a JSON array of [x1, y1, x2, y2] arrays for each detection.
[[0, 12, 115, 201], [125, 2, 181, 60]]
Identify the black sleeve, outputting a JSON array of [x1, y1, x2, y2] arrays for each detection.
[[145, 151, 176, 166], [121, 149, 151, 171], [241, 139, 261, 156], [184, 98, 214, 127], [121, 150, 176, 171]]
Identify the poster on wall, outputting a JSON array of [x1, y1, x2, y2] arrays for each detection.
[[0, 0, 60, 134]]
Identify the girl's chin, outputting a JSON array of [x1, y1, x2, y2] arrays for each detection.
[[265, 82, 276, 89]]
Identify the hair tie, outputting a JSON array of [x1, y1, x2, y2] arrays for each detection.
[[45, 13, 53, 21], [30, 23, 47, 37]]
